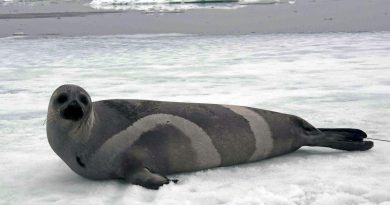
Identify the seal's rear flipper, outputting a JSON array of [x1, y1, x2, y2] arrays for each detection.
[[318, 128, 367, 141], [306, 128, 374, 151]]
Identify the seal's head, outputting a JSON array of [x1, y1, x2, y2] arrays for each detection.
[[47, 84, 95, 176], [48, 84, 92, 125]]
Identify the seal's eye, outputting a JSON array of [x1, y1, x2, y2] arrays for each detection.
[[57, 94, 68, 104], [80, 95, 89, 106]]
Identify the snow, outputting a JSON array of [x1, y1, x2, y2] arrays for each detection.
[[89, 0, 291, 12], [0, 32, 390, 204], [1, 0, 295, 12]]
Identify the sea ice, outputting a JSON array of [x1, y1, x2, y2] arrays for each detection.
[[0, 32, 389, 204]]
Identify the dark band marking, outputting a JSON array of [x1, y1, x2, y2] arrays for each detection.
[[223, 105, 273, 161], [91, 114, 221, 171], [174, 104, 256, 166], [131, 124, 198, 174]]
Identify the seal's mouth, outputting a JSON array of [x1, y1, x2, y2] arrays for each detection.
[[61, 101, 84, 121]]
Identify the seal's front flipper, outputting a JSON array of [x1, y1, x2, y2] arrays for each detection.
[[305, 128, 374, 151], [125, 168, 177, 190]]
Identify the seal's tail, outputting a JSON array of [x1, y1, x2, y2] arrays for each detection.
[[306, 128, 374, 151]]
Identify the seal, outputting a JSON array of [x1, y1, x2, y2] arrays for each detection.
[[47, 84, 374, 189]]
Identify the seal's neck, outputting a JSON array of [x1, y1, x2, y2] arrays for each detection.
[[68, 109, 96, 143], [47, 106, 96, 154], [47, 107, 97, 177]]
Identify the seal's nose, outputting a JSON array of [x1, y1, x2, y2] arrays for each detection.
[[61, 100, 84, 121], [69, 100, 78, 106]]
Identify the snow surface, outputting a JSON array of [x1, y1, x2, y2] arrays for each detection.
[[89, 0, 294, 12], [0, 32, 390, 205], [0, 0, 295, 12]]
